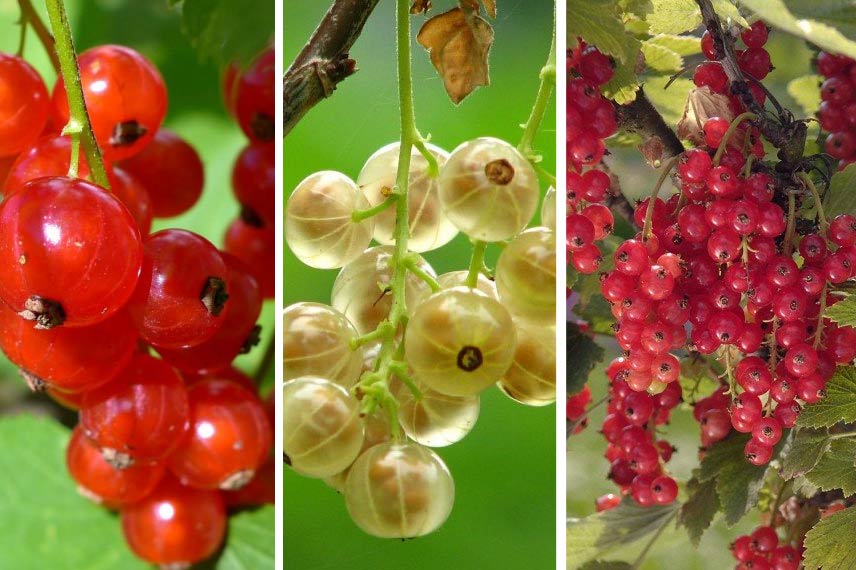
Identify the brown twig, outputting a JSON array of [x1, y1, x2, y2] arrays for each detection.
[[284, 0, 381, 137], [614, 87, 684, 161]]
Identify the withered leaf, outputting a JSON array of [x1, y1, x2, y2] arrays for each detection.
[[676, 86, 734, 147], [410, 0, 432, 15], [458, 0, 496, 18], [638, 136, 666, 168], [417, 8, 494, 104]]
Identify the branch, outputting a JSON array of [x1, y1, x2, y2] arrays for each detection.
[[614, 87, 684, 162], [284, 0, 380, 137], [18, 0, 60, 73]]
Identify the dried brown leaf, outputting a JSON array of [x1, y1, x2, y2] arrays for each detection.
[[638, 136, 666, 167], [481, 0, 497, 18], [410, 0, 432, 15], [417, 7, 494, 104], [676, 86, 734, 146]]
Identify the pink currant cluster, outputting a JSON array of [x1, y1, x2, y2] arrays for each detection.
[[598, 357, 681, 507], [731, 525, 802, 570], [566, 42, 616, 274], [816, 51, 856, 169]]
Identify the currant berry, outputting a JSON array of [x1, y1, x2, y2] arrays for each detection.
[[650, 475, 678, 505], [437, 270, 498, 298], [497, 320, 556, 406], [234, 47, 274, 142], [232, 142, 275, 228], [438, 137, 539, 241], [0, 53, 49, 157], [495, 227, 556, 322], [395, 380, 480, 447], [344, 441, 454, 538], [541, 186, 556, 231], [322, 412, 390, 492], [224, 218, 275, 299]]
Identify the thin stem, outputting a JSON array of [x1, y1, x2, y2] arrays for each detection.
[[799, 172, 828, 234], [465, 240, 488, 288], [517, 7, 556, 158], [17, 18, 27, 56], [567, 394, 608, 438], [352, 195, 398, 222], [45, 0, 110, 189], [18, 0, 60, 73], [643, 156, 679, 241], [783, 193, 796, 257], [712, 112, 756, 166], [413, 138, 440, 177], [632, 510, 678, 570], [814, 284, 827, 349], [403, 255, 440, 293], [534, 162, 557, 186]]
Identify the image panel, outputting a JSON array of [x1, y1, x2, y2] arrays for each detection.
[[0, 1, 275, 568], [566, 2, 856, 570], [284, 1, 557, 569]]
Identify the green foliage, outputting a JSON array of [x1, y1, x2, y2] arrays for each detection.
[[567, 0, 638, 63], [580, 562, 635, 570], [803, 505, 856, 570], [804, 439, 856, 496], [567, 322, 606, 394], [824, 163, 856, 218], [797, 367, 856, 428], [567, 500, 678, 569], [787, 74, 823, 117], [825, 295, 856, 329], [646, 33, 701, 56], [644, 76, 694, 126], [172, 0, 274, 65], [216, 507, 275, 569], [679, 475, 719, 546], [640, 41, 684, 73], [782, 429, 832, 479], [645, 0, 699, 35]]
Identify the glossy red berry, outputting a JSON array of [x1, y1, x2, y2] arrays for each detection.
[[224, 219, 275, 299], [167, 379, 272, 490], [223, 454, 275, 507], [741, 21, 769, 48], [111, 167, 153, 235], [234, 47, 274, 142], [52, 45, 167, 161], [232, 142, 275, 228], [0, 176, 142, 328], [119, 129, 205, 218], [81, 353, 190, 467], [3, 135, 88, 194], [67, 425, 165, 507], [121, 475, 226, 567], [650, 475, 678, 504], [0, 53, 50, 157], [128, 229, 228, 349]]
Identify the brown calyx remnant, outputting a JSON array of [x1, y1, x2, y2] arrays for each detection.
[[110, 120, 147, 147], [200, 277, 229, 317], [484, 158, 514, 185], [220, 469, 254, 491], [102, 447, 134, 470], [19, 369, 47, 392], [240, 325, 262, 354], [251, 112, 275, 141], [456, 345, 483, 372], [18, 295, 65, 329]]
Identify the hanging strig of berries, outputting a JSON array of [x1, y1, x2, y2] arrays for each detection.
[[0, 5, 274, 564]]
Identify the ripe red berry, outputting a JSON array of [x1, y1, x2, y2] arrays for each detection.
[[0, 176, 142, 328], [232, 142, 275, 228], [0, 53, 50, 157], [224, 219, 275, 299], [741, 21, 769, 48], [650, 475, 678, 504], [3, 135, 89, 194], [234, 47, 274, 142], [52, 45, 167, 161]]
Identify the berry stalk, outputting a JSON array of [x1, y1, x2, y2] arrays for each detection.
[[17, 0, 60, 72], [44, 0, 110, 188]]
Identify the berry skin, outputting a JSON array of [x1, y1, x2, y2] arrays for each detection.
[[67, 425, 165, 507], [650, 475, 678, 505], [0, 176, 142, 328], [232, 142, 275, 228], [741, 21, 769, 48], [3, 135, 89, 194], [119, 129, 205, 218], [224, 218, 275, 299], [52, 45, 167, 161], [81, 353, 190, 467], [168, 379, 272, 489], [595, 493, 621, 512], [0, 53, 50, 157], [0, 305, 136, 393], [128, 229, 228, 349], [233, 47, 274, 142], [497, 320, 556, 406], [157, 253, 262, 374], [121, 475, 226, 567], [496, 228, 557, 322]]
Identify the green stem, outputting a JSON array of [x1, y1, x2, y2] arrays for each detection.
[[783, 192, 796, 257], [712, 112, 756, 166], [798, 172, 828, 234], [465, 240, 488, 288], [18, 0, 60, 73], [643, 156, 679, 241], [517, 6, 556, 158], [44, 0, 110, 189], [403, 254, 440, 292], [814, 283, 827, 349], [413, 138, 440, 177], [17, 18, 27, 56], [352, 195, 398, 222]]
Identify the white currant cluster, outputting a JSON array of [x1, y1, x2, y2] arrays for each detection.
[[284, 136, 557, 538]]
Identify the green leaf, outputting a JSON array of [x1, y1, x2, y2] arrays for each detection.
[[647, 0, 700, 35], [678, 355, 721, 406], [579, 562, 634, 570], [679, 475, 719, 546], [641, 41, 684, 73], [646, 34, 702, 56], [575, 294, 615, 336], [566, 321, 606, 394], [797, 367, 856, 429], [713, 0, 749, 28], [174, 0, 274, 65], [602, 49, 642, 105], [618, 0, 654, 18], [737, 0, 856, 60], [0, 416, 147, 570], [825, 163, 856, 218], [787, 75, 823, 117], [826, 295, 856, 329], [644, 76, 693, 126], [216, 507, 275, 569], [567, 500, 678, 568], [567, 0, 638, 63], [803, 505, 856, 570], [804, 438, 856, 496], [782, 429, 832, 479]]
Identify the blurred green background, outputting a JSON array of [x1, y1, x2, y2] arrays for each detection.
[[567, 31, 817, 570], [284, 2, 557, 569]]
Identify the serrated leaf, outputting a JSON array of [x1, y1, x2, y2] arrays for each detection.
[[787, 75, 823, 117], [566, 322, 605, 394], [804, 439, 856, 496], [713, 0, 749, 28], [619, 0, 654, 18], [602, 48, 642, 104], [575, 294, 615, 336], [826, 295, 856, 329], [679, 475, 719, 546], [647, 34, 702, 56], [641, 41, 684, 73], [216, 507, 275, 569], [678, 355, 721, 404], [176, 0, 274, 65], [737, 0, 856, 60], [803, 505, 856, 570], [647, 0, 700, 35], [645, 76, 694, 126], [0, 416, 147, 570], [567, 0, 638, 63], [797, 366, 856, 428], [782, 429, 832, 479], [580, 562, 634, 570], [824, 162, 856, 218], [567, 500, 678, 567]]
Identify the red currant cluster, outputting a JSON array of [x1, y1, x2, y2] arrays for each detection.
[[566, 42, 616, 274], [730, 525, 802, 570], [566, 384, 591, 434], [816, 51, 856, 169], [597, 356, 681, 507], [0, 45, 273, 568], [697, 20, 772, 103], [222, 47, 275, 299]]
